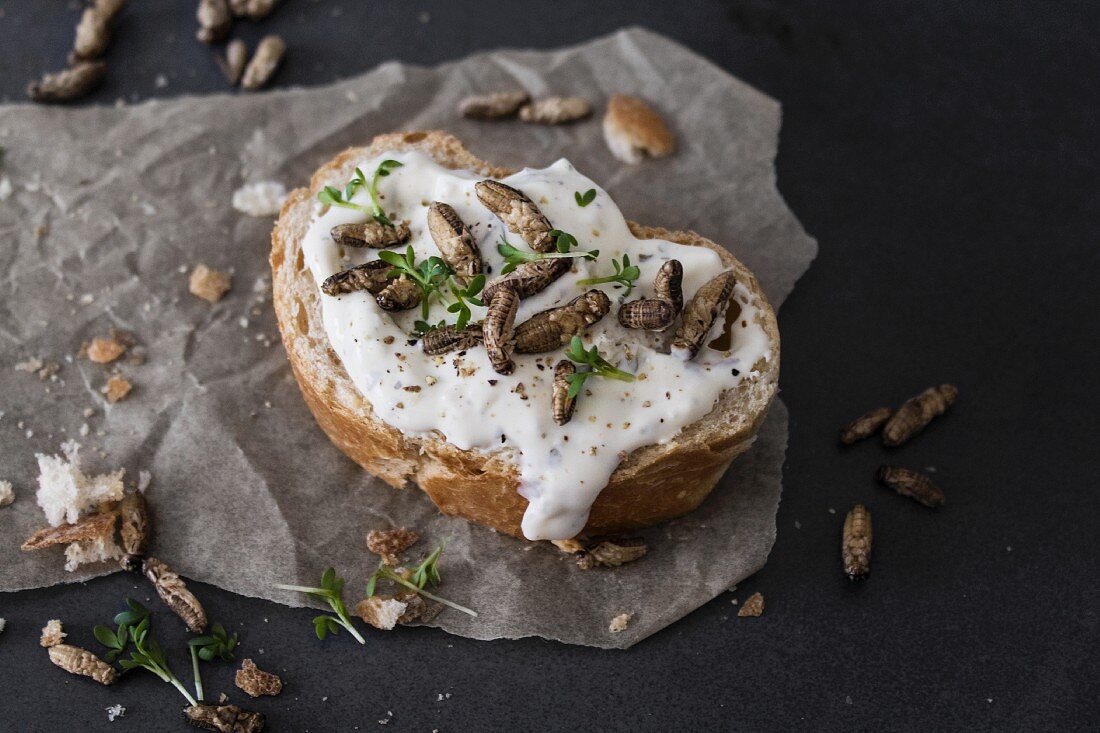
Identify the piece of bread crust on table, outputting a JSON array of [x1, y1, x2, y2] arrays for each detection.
[[271, 131, 779, 540]]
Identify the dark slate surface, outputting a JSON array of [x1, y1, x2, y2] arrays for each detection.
[[1, 1, 1097, 730]]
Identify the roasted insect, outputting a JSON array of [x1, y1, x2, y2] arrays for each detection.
[[329, 220, 411, 249], [458, 90, 530, 119], [876, 466, 946, 508], [27, 61, 107, 103], [515, 290, 611, 353], [22, 510, 117, 551], [475, 180, 554, 252], [482, 258, 571, 301], [240, 35, 284, 91], [672, 270, 737, 360], [321, 260, 393, 297], [618, 297, 676, 331], [183, 703, 265, 733], [117, 492, 150, 570], [375, 276, 422, 312], [839, 406, 894, 445], [218, 39, 249, 85], [71, 0, 128, 61], [882, 384, 958, 447], [552, 360, 577, 426], [842, 504, 873, 580], [48, 644, 117, 685], [483, 288, 519, 375], [143, 557, 208, 633], [244, 0, 280, 20], [518, 97, 592, 124], [420, 324, 483, 356], [575, 537, 647, 570], [196, 0, 232, 43], [427, 202, 481, 282], [654, 259, 684, 314]]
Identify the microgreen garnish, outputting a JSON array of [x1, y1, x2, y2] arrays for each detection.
[[412, 319, 446, 338], [187, 621, 237, 702], [497, 233, 599, 275], [378, 245, 453, 319], [576, 254, 642, 295], [446, 275, 485, 330], [317, 159, 404, 226], [574, 188, 596, 207], [93, 598, 150, 663], [563, 336, 636, 398], [366, 543, 477, 618], [275, 568, 366, 644], [113, 605, 198, 705]]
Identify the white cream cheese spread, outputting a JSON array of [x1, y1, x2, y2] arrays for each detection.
[[301, 151, 772, 541]]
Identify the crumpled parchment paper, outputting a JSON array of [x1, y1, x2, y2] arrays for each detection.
[[0, 28, 816, 648]]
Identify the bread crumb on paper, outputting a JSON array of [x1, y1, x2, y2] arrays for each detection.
[[355, 596, 408, 630], [737, 592, 765, 617], [85, 337, 126, 364], [34, 441, 124, 526], [189, 264, 232, 303], [102, 375, 132, 403], [609, 612, 633, 633], [0, 480, 14, 507], [366, 527, 419, 565], [232, 181, 287, 217]]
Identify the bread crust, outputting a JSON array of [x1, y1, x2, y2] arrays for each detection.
[[272, 131, 779, 539]]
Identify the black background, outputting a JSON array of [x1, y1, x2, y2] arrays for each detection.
[[2, 1, 1098, 731]]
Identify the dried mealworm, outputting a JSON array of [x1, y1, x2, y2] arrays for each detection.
[[552, 360, 576, 426], [427, 202, 481, 282], [839, 406, 894, 445], [458, 90, 530, 119], [672, 270, 737, 360], [518, 96, 592, 125], [240, 35, 285, 91], [143, 557, 208, 633], [483, 287, 519, 375], [576, 537, 648, 569], [196, 0, 232, 44], [842, 504, 873, 580], [876, 466, 946, 508], [218, 39, 249, 86], [182, 703, 265, 733], [27, 61, 106, 103], [475, 180, 554, 252], [515, 290, 611, 353], [482, 258, 570, 301], [882, 384, 958, 447], [329, 220, 411, 249], [375, 276, 421, 312], [48, 644, 117, 685], [322, 260, 393, 297], [22, 510, 118, 551], [117, 492, 150, 569], [654, 259, 684, 314], [420, 324, 483, 356], [618, 297, 676, 331]]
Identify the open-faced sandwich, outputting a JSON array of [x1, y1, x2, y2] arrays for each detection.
[[272, 131, 778, 542]]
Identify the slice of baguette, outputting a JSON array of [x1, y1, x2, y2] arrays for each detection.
[[271, 131, 779, 539]]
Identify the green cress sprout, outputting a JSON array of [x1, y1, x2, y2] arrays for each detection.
[[563, 336, 636, 398], [576, 254, 641, 295], [275, 567, 366, 644], [366, 543, 477, 617], [574, 188, 597, 207], [317, 159, 404, 226], [497, 229, 599, 275]]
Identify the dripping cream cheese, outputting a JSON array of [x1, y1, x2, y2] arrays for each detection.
[[301, 151, 772, 541]]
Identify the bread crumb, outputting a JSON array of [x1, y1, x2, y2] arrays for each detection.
[[40, 619, 66, 647], [0, 480, 13, 507], [355, 596, 408, 630], [235, 658, 283, 697], [738, 592, 765, 617], [366, 527, 419, 565], [602, 94, 676, 164], [609, 612, 633, 633], [105, 703, 125, 721], [85, 337, 126, 364], [231, 181, 287, 217], [189, 264, 232, 303], [64, 535, 124, 571], [102, 376, 132, 403], [34, 441, 125, 526], [0, 618, 6, 634]]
